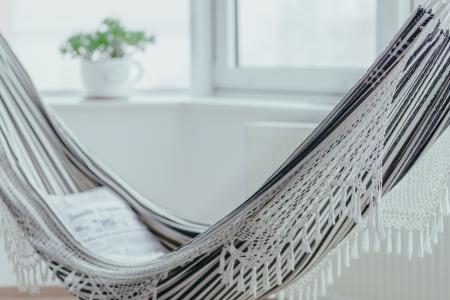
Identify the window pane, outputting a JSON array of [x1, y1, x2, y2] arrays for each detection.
[[0, 0, 190, 91], [237, 0, 377, 68]]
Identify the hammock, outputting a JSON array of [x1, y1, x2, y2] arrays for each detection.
[[0, 1, 449, 299]]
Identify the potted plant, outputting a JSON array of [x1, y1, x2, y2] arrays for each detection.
[[60, 18, 155, 99]]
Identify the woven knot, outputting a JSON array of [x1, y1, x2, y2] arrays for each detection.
[[228, 243, 237, 255]]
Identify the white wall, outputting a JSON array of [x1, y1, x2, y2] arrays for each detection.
[[49, 98, 331, 223], [0, 97, 332, 287]]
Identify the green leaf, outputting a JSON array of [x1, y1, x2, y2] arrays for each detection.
[[60, 17, 156, 60]]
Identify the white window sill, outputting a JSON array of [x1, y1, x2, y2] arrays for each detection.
[[44, 94, 336, 114]]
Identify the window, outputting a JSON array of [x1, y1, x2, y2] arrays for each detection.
[[0, 0, 190, 92], [213, 0, 412, 94], [0, 0, 413, 96], [238, 0, 377, 68]]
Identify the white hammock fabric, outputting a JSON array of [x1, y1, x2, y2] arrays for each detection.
[[0, 1, 449, 300]]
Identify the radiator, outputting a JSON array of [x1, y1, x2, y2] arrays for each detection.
[[245, 121, 450, 300]]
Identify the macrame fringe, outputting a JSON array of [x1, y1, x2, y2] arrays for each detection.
[[271, 172, 450, 300], [0, 199, 166, 300], [0, 200, 47, 294], [218, 176, 381, 299], [219, 178, 383, 298]]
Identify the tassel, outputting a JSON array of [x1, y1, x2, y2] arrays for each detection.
[[376, 200, 385, 240], [425, 224, 432, 254], [218, 248, 226, 274], [327, 261, 333, 285], [344, 241, 350, 267], [418, 229, 424, 258], [408, 230, 413, 260], [225, 258, 235, 285], [351, 235, 359, 259], [49, 265, 58, 283], [320, 269, 327, 296], [276, 253, 283, 286], [357, 192, 363, 223], [386, 227, 392, 254], [372, 190, 384, 238], [315, 206, 321, 241], [396, 228, 402, 254], [431, 215, 439, 244], [372, 195, 379, 229], [353, 187, 362, 222], [329, 193, 335, 225], [444, 185, 450, 215], [31, 265, 39, 294], [369, 198, 375, 226], [41, 263, 50, 284], [288, 242, 296, 271], [340, 188, 347, 216], [361, 227, 370, 252], [351, 187, 357, 218], [302, 228, 312, 254], [263, 261, 270, 290], [152, 282, 158, 300], [251, 266, 257, 297], [336, 248, 342, 276], [238, 266, 245, 292], [374, 232, 380, 253], [18, 268, 25, 292], [438, 202, 444, 233]]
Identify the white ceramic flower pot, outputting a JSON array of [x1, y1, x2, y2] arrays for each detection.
[[81, 59, 143, 99]]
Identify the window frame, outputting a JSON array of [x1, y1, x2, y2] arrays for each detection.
[[206, 0, 414, 95], [1, 0, 417, 97]]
